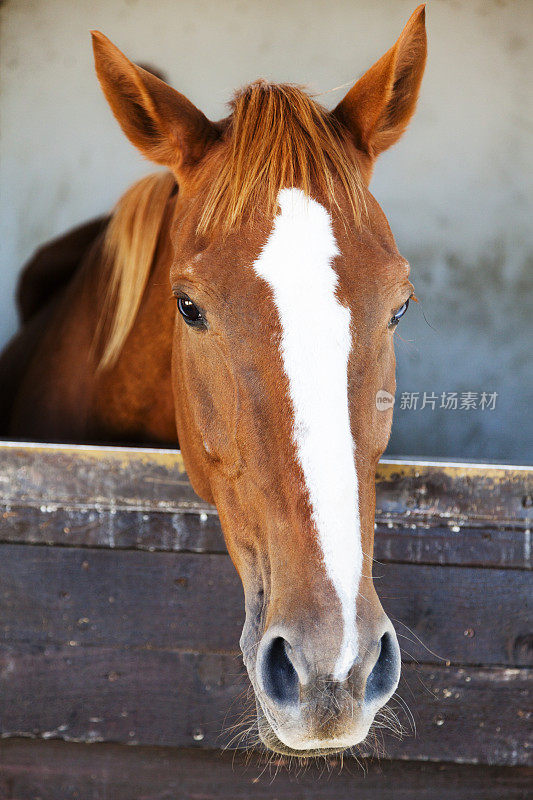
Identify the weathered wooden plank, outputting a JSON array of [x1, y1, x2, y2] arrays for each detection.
[[1, 503, 530, 569], [1, 443, 531, 526], [0, 545, 244, 653], [373, 521, 531, 570], [0, 442, 199, 509], [0, 647, 529, 765], [0, 504, 225, 556], [1, 739, 531, 800], [0, 544, 530, 666], [375, 460, 533, 527]]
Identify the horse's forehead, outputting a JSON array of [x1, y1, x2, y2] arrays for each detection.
[[172, 186, 406, 298]]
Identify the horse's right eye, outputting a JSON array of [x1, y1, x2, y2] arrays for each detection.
[[176, 294, 206, 328], [388, 298, 410, 329]]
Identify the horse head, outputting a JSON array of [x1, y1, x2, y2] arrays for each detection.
[[92, 4, 426, 755]]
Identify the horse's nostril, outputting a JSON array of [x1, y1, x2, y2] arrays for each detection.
[[364, 630, 400, 705], [261, 636, 299, 705]]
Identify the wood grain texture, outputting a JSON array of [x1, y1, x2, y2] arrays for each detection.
[[0, 443, 196, 509], [1, 740, 532, 800], [1, 544, 530, 666], [2, 442, 531, 522], [375, 460, 533, 528], [0, 443, 531, 778], [1, 444, 531, 570], [0, 645, 530, 764], [1, 504, 530, 569]]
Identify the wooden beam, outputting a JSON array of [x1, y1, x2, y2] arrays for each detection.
[[0, 504, 530, 568], [0, 544, 529, 666], [0, 646, 529, 765], [1, 739, 531, 800], [1, 443, 530, 568], [1, 443, 530, 527]]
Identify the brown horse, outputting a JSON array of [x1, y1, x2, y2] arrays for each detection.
[[1, 6, 427, 755]]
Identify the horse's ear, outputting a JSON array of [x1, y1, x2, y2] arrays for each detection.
[[91, 31, 218, 174], [332, 5, 427, 164]]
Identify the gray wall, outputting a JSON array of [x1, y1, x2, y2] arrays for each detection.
[[1, 0, 532, 462]]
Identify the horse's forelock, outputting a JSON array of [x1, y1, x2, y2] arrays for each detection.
[[196, 81, 366, 237]]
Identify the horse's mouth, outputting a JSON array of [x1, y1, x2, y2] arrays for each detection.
[[255, 702, 348, 758]]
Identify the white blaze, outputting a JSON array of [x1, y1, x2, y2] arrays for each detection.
[[252, 188, 362, 679]]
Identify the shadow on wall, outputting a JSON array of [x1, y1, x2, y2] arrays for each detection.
[[387, 242, 532, 463]]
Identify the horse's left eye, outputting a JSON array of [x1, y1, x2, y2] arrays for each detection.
[[388, 298, 410, 329], [176, 294, 205, 328]]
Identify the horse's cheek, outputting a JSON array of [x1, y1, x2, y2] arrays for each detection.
[[183, 344, 242, 474]]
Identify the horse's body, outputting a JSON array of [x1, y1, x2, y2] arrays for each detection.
[[1, 174, 177, 445], [0, 6, 428, 756]]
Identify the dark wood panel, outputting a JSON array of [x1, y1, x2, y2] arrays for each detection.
[[1, 739, 531, 800], [0, 647, 529, 765], [1, 503, 530, 569], [373, 521, 530, 570], [0, 444, 530, 776], [0, 545, 244, 653], [0, 503, 225, 554], [1, 544, 530, 666]]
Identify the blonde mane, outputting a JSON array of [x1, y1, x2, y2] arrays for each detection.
[[197, 81, 365, 236], [97, 171, 176, 370], [98, 82, 364, 369]]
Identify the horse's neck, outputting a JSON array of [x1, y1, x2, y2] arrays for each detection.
[[8, 195, 178, 446], [91, 198, 178, 445]]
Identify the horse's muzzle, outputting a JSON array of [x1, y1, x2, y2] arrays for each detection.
[[248, 616, 401, 755]]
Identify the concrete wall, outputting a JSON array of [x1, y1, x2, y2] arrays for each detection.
[[1, 0, 531, 462]]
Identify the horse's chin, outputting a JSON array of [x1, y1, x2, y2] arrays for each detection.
[[255, 702, 348, 758]]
